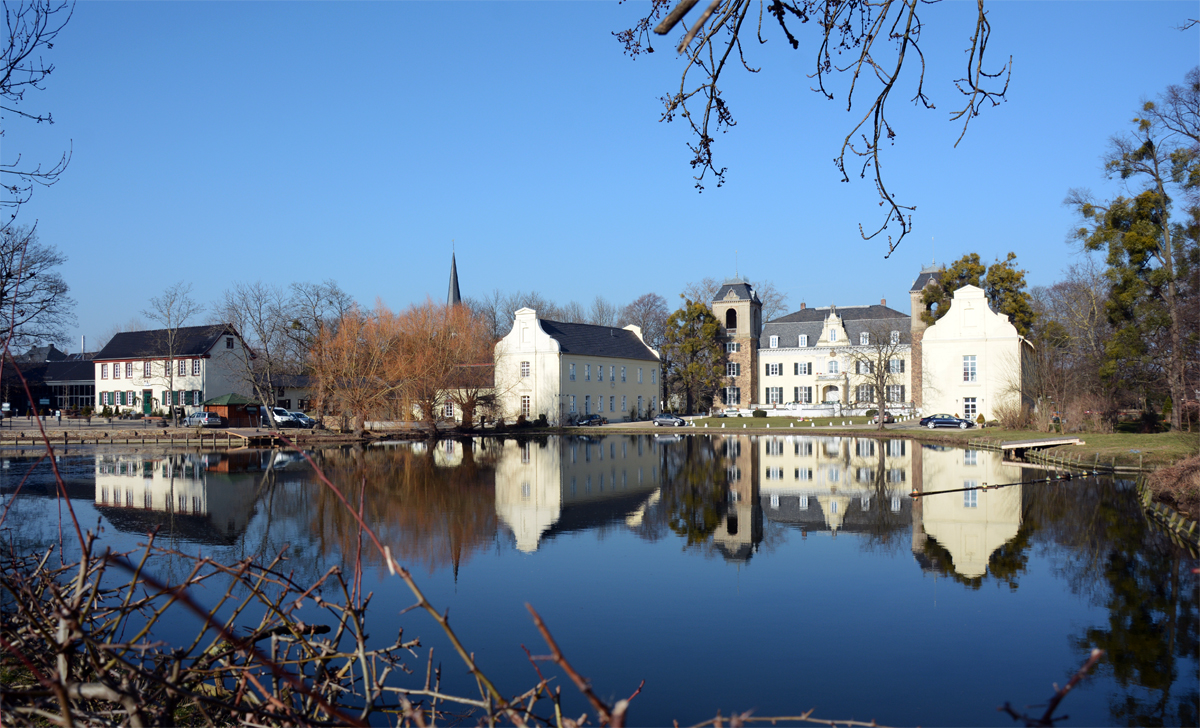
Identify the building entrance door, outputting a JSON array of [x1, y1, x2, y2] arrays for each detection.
[[143, 390, 153, 416]]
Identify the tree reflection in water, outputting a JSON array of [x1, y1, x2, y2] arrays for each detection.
[[309, 440, 500, 576]]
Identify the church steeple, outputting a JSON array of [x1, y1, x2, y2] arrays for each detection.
[[447, 251, 462, 306]]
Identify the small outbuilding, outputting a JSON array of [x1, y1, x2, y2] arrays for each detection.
[[202, 393, 264, 428]]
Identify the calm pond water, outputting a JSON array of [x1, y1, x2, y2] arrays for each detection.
[[1, 433, 1197, 727]]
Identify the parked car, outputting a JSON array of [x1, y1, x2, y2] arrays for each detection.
[[185, 411, 224, 428], [269, 407, 301, 428], [654, 413, 687, 427], [290, 411, 317, 429], [919, 413, 975, 430], [872, 411, 896, 424], [577, 414, 606, 426]]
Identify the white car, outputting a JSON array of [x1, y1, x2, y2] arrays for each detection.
[[269, 407, 301, 428]]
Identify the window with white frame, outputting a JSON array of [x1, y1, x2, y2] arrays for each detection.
[[855, 360, 873, 374], [609, 366, 615, 381], [621, 366, 626, 382], [794, 386, 812, 404], [637, 395, 643, 414], [799, 495, 809, 509], [830, 329, 838, 341], [609, 396, 615, 412], [886, 385, 904, 402], [770, 335, 779, 348], [887, 468, 906, 483], [891, 496, 901, 512], [652, 369, 657, 384], [724, 387, 740, 405], [766, 387, 783, 404], [586, 364, 591, 381], [125, 362, 133, 378], [621, 395, 626, 412], [828, 360, 839, 374], [637, 367, 643, 383], [963, 484, 978, 508], [192, 359, 201, 376], [113, 363, 120, 380], [766, 363, 782, 376], [143, 361, 152, 377], [797, 362, 812, 375], [584, 395, 591, 414], [766, 467, 784, 480], [860, 332, 869, 345], [444, 402, 455, 418], [520, 396, 531, 417], [178, 360, 187, 377], [888, 358, 905, 373], [570, 395, 576, 413], [856, 440, 875, 457], [598, 365, 604, 382], [727, 362, 740, 377], [520, 361, 531, 378], [887, 439, 906, 457], [963, 355, 977, 382], [570, 363, 576, 380], [770, 493, 779, 508], [101, 364, 108, 379], [799, 335, 808, 347], [964, 449, 978, 466], [963, 397, 977, 419], [890, 330, 900, 344], [765, 438, 784, 455], [856, 384, 875, 402]]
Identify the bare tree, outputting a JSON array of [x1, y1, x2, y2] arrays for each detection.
[[617, 0, 1010, 255], [95, 315, 146, 351], [142, 282, 204, 425], [588, 295, 619, 326], [683, 277, 787, 320], [618, 292, 669, 350], [0, 226, 75, 350], [217, 282, 298, 424], [842, 323, 910, 429], [682, 277, 720, 305], [559, 300, 588, 323]]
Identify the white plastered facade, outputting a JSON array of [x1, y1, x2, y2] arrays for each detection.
[[920, 285, 1033, 421], [494, 308, 661, 424]]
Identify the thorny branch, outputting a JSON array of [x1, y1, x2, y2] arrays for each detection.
[[616, 0, 1011, 256]]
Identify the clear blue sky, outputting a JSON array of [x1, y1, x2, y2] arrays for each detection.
[[7, 1, 1198, 349]]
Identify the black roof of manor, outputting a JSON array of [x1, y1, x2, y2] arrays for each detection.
[[712, 281, 760, 303], [95, 324, 241, 361], [771, 304, 907, 324], [537, 320, 659, 361]]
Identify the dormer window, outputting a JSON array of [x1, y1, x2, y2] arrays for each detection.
[[860, 332, 869, 345], [799, 335, 808, 347], [769, 335, 779, 348], [891, 330, 900, 344], [830, 330, 838, 342]]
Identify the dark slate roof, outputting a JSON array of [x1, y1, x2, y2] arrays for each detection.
[[447, 253, 462, 306], [910, 266, 943, 292], [17, 344, 68, 362], [761, 305, 910, 349], [95, 324, 239, 361], [772, 304, 907, 324], [44, 359, 96, 383], [712, 280, 760, 303], [538, 320, 658, 361]]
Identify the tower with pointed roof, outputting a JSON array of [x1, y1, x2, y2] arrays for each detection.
[[908, 265, 942, 410], [711, 278, 762, 409], [447, 252, 462, 307]]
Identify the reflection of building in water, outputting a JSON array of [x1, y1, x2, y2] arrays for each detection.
[[94, 451, 267, 544], [911, 444, 1024, 578], [753, 435, 913, 536], [495, 435, 661, 552], [712, 435, 761, 562]]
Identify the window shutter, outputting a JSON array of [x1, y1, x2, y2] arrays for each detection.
[[900, 359, 906, 373], [900, 385, 906, 402]]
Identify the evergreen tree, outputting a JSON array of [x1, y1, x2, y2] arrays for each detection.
[[921, 252, 1035, 336], [661, 299, 725, 415]]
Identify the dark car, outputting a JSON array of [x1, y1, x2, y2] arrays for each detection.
[[654, 413, 687, 427], [578, 414, 606, 426], [919, 413, 975, 430]]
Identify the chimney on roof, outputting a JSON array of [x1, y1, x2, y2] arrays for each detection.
[[800, 302, 806, 310], [881, 298, 886, 306]]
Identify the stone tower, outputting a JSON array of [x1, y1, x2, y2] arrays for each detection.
[[908, 265, 943, 411], [711, 279, 762, 408]]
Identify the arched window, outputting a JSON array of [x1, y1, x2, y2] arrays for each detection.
[[725, 309, 738, 330]]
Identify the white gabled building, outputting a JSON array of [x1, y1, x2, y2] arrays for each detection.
[[93, 324, 253, 416], [920, 285, 1034, 422], [494, 308, 661, 424]]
